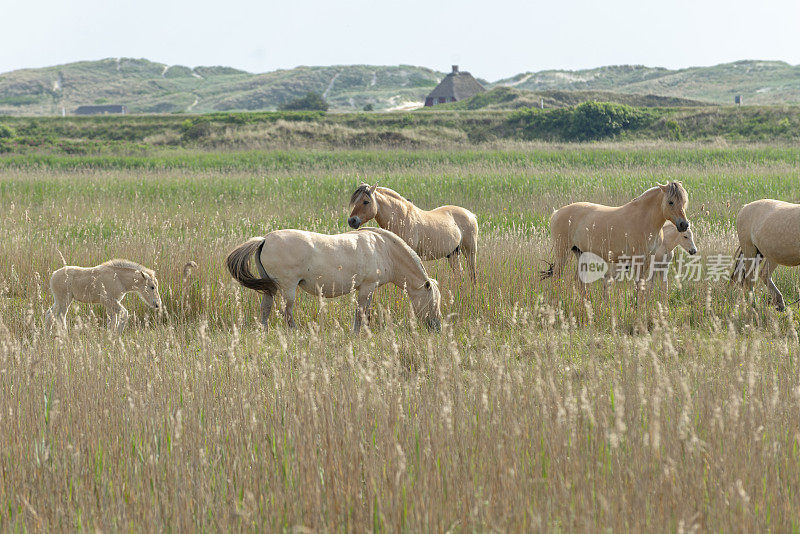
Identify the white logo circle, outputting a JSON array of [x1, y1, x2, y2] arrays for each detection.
[[577, 252, 608, 284]]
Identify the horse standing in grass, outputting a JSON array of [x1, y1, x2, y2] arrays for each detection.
[[732, 199, 800, 311], [226, 227, 442, 332], [542, 182, 690, 291], [44, 259, 162, 333], [347, 183, 479, 281]]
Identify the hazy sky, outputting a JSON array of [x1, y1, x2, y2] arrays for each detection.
[[1, 0, 798, 80]]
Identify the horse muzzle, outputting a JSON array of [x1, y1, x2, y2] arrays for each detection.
[[347, 216, 362, 229], [676, 219, 689, 232], [688, 248, 697, 255]]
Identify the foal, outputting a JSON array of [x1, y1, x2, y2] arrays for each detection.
[[44, 259, 162, 333]]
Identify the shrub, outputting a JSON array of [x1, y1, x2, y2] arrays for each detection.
[[279, 92, 329, 112], [507, 102, 653, 141], [0, 124, 15, 139], [180, 118, 212, 141], [363, 103, 374, 112]]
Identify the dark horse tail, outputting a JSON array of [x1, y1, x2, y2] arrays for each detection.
[[539, 261, 555, 280], [226, 237, 278, 295]]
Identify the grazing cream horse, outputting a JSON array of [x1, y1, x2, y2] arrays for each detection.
[[732, 199, 800, 311], [44, 259, 162, 333], [226, 227, 442, 332], [347, 183, 479, 281], [542, 182, 690, 289]]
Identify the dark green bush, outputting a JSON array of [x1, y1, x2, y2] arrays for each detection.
[[507, 101, 653, 141], [0, 124, 15, 139], [180, 117, 212, 141], [278, 92, 329, 112]]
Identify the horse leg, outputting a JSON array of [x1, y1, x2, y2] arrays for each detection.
[[733, 239, 760, 291], [353, 288, 375, 333], [282, 287, 297, 329], [104, 299, 127, 332], [446, 249, 463, 278], [570, 247, 590, 298], [117, 304, 130, 333], [461, 231, 478, 283], [47, 292, 72, 333], [549, 241, 572, 280], [760, 259, 785, 311], [260, 293, 274, 329]]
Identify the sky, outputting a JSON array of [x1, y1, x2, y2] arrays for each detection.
[[1, 0, 799, 81]]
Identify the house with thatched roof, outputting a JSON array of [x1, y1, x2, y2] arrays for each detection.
[[424, 66, 486, 106]]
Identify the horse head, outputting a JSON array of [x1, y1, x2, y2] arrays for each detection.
[[408, 278, 441, 331], [136, 269, 162, 310], [659, 182, 690, 232], [348, 182, 379, 229]]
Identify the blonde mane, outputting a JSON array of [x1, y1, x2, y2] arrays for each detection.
[[376, 187, 409, 203], [102, 258, 154, 276]]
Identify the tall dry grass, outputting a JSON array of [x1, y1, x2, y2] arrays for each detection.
[[1, 146, 800, 530]]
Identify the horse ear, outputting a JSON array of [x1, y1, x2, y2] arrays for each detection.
[[369, 183, 378, 195], [658, 183, 669, 191]]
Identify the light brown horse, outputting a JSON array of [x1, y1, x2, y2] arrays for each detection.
[[347, 183, 479, 281], [44, 259, 162, 333], [732, 199, 800, 310], [226, 227, 442, 332], [542, 182, 690, 287]]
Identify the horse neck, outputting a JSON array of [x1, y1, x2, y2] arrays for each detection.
[[112, 267, 141, 293], [385, 239, 427, 289], [631, 188, 667, 236], [374, 190, 417, 237], [663, 228, 680, 250]]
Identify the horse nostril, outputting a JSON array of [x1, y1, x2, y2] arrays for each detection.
[[348, 217, 360, 228]]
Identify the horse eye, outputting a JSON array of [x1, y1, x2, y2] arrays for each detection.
[[363, 200, 369, 205], [668, 201, 674, 205]]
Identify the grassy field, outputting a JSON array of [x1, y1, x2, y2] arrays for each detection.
[[2, 143, 800, 530]]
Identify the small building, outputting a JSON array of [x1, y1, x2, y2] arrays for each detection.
[[424, 65, 486, 107], [74, 105, 128, 115], [734, 95, 743, 105]]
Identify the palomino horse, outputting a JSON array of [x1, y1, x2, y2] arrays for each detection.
[[226, 227, 442, 332], [44, 259, 162, 333], [347, 183, 479, 281], [732, 199, 800, 311], [542, 182, 690, 289]]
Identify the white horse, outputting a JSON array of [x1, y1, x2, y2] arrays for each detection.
[[44, 259, 162, 333], [226, 227, 442, 332]]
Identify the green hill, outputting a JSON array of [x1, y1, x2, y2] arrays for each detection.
[[0, 58, 444, 115], [492, 61, 800, 105], [2, 58, 800, 116], [431, 86, 707, 110]]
